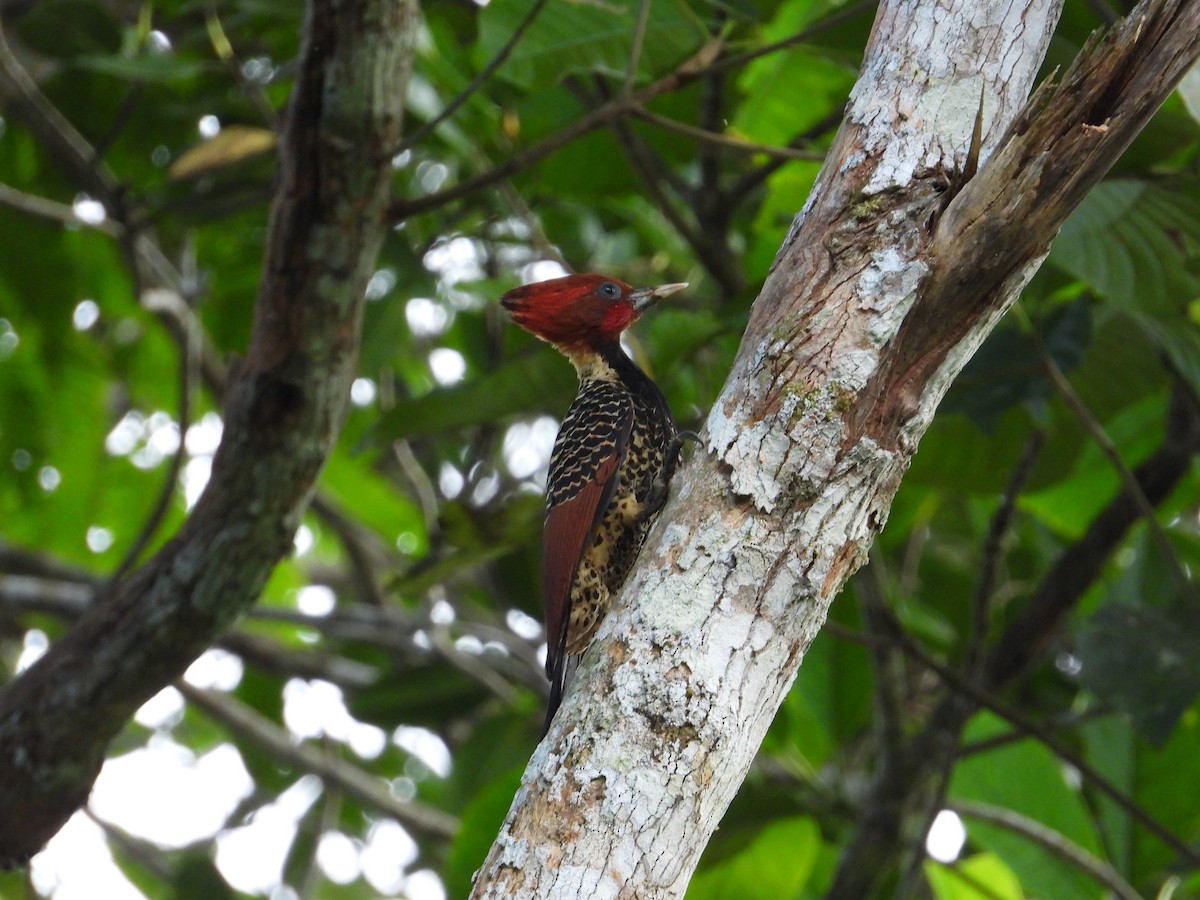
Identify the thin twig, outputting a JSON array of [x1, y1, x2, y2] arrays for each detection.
[[982, 379, 1200, 689], [391, 440, 440, 534], [631, 107, 825, 161], [180, 684, 460, 841], [0, 20, 121, 198], [825, 617, 1198, 868], [391, 0, 866, 222], [583, 73, 744, 296], [958, 707, 1110, 757], [857, 564, 906, 787], [496, 179, 569, 269], [0, 25, 230, 397], [0, 573, 380, 689], [0, 572, 545, 692], [205, 7, 281, 129], [108, 290, 197, 586], [299, 746, 343, 899], [965, 430, 1044, 674], [397, 0, 551, 153], [90, 85, 145, 166], [573, 74, 690, 196], [0, 182, 123, 236], [707, 0, 878, 79], [607, 114, 703, 254], [730, 105, 845, 198], [891, 625, 1200, 868], [952, 801, 1144, 900], [390, 37, 725, 221], [83, 808, 173, 880], [896, 762, 957, 900], [623, 0, 652, 94], [1022, 310, 1194, 604], [309, 495, 390, 608]]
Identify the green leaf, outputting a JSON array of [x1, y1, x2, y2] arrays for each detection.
[[1082, 715, 1135, 875], [1019, 393, 1165, 538], [444, 763, 525, 898], [942, 298, 1090, 428], [376, 350, 576, 441], [687, 816, 821, 899], [926, 853, 1024, 900], [75, 52, 213, 83], [1129, 708, 1200, 881], [950, 712, 1103, 900], [320, 447, 426, 553], [171, 853, 235, 900], [1066, 312, 1167, 425], [347, 663, 493, 731], [475, 0, 704, 89], [17, 0, 122, 58], [734, 1, 855, 148], [1048, 180, 1200, 393], [1077, 603, 1200, 746]]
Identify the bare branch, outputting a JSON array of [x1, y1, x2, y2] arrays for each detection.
[[0, 182, 122, 235], [829, 380, 1200, 895], [388, 38, 724, 222], [388, 2, 874, 224], [473, 0, 1200, 894], [398, 0, 551, 153], [108, 290, 197, 586], [630, 107, 826, 161], [0, 0, 418, 865], [1026, 315, 1193, 603], [179, 685, 459, 841], [983, 380, 1200, 688], [895, 624, 1200, 869], [951, 801, 1144, 900], [0, 21, 120, 198], [965, 430, 1044, 674], [623, 0, 652, 95]]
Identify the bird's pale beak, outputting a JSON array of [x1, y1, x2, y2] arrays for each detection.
[[629, 282, 688, 312]]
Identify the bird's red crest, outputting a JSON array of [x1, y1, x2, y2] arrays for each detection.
[[500, 274, 638, 350]]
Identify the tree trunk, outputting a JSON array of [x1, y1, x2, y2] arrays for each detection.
[[470, 0, 1200, 896], [0, 0, 416, 865]]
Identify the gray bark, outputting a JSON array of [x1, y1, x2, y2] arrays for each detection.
[[470, 0, 1200, 897]]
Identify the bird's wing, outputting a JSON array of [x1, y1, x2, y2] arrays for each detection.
[[542, 383, 633, 685]]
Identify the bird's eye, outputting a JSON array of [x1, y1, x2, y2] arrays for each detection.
[[598, 281, 621, 300]]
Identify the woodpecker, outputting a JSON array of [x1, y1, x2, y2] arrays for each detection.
[[500, 273, 688, 732]]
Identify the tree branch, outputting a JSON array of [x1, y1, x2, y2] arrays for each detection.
[[388, 38, 724, 222], [0, 0, 417, 866], [397, 0, 551, 153], [630, 107, 826, 162], [965, 429, 1044, 674], [179, 685, 458, 841], [471, 0, 1200, 895], [827, 379, 1200, 896], [984, 380, 1200, 689], [951, 801, 1144, 900]]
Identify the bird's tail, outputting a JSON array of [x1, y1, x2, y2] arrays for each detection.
[[542, 653, 580, 737]]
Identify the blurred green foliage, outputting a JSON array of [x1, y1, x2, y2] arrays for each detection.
[[2, 0, 1200, 897]]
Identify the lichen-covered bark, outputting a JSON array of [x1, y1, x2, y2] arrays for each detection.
[[0, 0, 416, 864], [471, 0, 1200, 897]]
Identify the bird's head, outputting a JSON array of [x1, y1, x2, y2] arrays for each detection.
[[500, 273, 687, 352]]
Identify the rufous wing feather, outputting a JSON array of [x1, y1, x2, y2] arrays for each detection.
[[540, 385, 633, 725], [542, 452, 621, 672]]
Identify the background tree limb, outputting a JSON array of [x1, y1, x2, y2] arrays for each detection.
[[470, 0, 1200, 896], [0, 0, 417, 865]]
